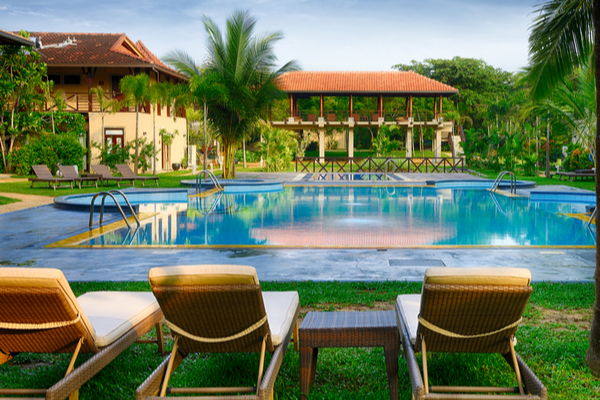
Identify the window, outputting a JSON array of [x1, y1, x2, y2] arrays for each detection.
[[105, 128, 124, 150], [63, 75, 81, 85], [47, 75, 60, 84]]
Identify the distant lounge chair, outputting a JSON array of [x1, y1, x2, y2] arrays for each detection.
[[136, 264, 300, 400], [58, 165, 99, 188], [372, 113, 380, 121], [29, 165, 74, 190], [327, 113, 336, 122], [351, 113, 361, 121], [396, 267, 547, 399], [91, 164, 135, 188], [0, 267, 164, 399], [307, 113, 317, 122], [116, 164, 159, 187]]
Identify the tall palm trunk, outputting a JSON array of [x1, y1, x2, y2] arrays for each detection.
[[587, 0, 600, 376]]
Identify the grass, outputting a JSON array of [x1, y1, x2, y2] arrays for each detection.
[[0, 281, 596, 399], [474, 168, 596, 191], [0, 196, 20, 205]]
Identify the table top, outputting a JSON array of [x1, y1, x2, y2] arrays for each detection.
[[300, 310, 396, 332]]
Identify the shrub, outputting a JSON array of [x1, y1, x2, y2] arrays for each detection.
[[8, 133, 84, 175], [564, 147, 593, 171], [234, 149, 259, 163], [258, 126, 297, 172]]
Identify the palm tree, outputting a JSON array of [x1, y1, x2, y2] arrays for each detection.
[[120, 73, 150, 174], [90, 86, 120, 150], [202, 10, 299, 178], [526, 0, 600, 375]]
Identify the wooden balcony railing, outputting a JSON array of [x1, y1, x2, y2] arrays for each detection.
[[295, 157, 466, 173]]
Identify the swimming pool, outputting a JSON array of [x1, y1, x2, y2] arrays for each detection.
[[74, 186, 595, 248]]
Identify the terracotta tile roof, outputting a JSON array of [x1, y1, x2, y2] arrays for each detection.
[[277, 71, 458, 95], [27, 32, 182, 78]]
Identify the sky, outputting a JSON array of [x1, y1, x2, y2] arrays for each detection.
[[0, 0, 537, 73]]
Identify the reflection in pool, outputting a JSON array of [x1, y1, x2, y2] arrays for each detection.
[[81, 186, 596, 247]]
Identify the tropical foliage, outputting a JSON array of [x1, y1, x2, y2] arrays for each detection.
[[257, 124, 297, 172]]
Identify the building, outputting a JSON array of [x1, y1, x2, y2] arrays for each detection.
[[273, 71, 460, 158], [29, 32, 187, 172]]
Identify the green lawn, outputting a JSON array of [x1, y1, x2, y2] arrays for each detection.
[[0, 280, 595, 399], [0, 196, 20, 205], [474, 169, 596, 191]]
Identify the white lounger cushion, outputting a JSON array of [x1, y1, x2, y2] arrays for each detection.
[[77, 292, 160, 348], [262, 291, 299, 346], [396, 294, 421, 346]]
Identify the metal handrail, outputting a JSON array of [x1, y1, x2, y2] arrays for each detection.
[[588, 207, 597, 227], [195, 170, 223, 193], [383, 159, 397, 179], [490, 171, 516, 195], [89, 190, 140, 229]]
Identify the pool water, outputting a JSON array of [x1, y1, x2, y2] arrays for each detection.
[[82, 186, 596, 247]]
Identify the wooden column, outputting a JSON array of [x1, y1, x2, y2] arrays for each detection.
[[434, 97, 438, 119], [439, 96, 443, 116], [350, 95, 353, 115], [405, 97, 409, 118], [320, 95, 324, 118], [409, 96, 413, 118], [378, 95, 383, 116], [289, 94, 294, 118]]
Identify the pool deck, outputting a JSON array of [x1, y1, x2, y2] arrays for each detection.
[[0, 172, 596, 282]]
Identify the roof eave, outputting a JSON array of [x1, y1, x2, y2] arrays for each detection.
[[281, 90, 459, 96], [0, 31, 34, 46], [46, 63, 188, 80]]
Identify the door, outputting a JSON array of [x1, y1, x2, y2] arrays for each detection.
[[105, 129, 124, 151]]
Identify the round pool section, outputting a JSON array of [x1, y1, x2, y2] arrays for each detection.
[[54, 189, 190, 212], [180, 179, 283, 193], [429, 179, 537, 190]]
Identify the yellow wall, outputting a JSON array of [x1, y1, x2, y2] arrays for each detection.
[[88, 111, 186, 172]]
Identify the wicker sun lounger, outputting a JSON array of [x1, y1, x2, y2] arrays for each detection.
[[29, 165, 74, 190], [0, 268, 164, 400], [116, 164, 159, 186], [58, 165, 99, 188], [91, 164, 135, 188], [136, 265, 300, 400], [395, 267, 547, 400]]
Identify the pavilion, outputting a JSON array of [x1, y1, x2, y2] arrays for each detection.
[[273, 71, 459, 158]]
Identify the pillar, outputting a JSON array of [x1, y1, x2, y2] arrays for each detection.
[[289, 94, 293, 118], [433, 128, 442, 158], [319, 128, 325, 161], [348, 128, 354, 158], [320, 95, 324, 118], [406, 126, 413, 158]]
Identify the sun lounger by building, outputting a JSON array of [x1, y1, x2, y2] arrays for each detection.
[[116, 164, 159, 187], [136, 264, 299, 400], [58, 165, 99, 188], [91, 164, 135, 188], [395, 267, 547, 399], [29, 165, 75, 190], [0, 268, 164, 400]]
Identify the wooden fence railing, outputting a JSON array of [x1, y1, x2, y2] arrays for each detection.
[[295, 157, 466, 173]]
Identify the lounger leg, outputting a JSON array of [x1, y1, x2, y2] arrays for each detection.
[[383, 342, 399, 400], [300, 346, 318, 400], [293, 320, 299, 351], [421, 336, 429, 395], [160, 336, 179, 397], [156, 321, 165, 356], [65, 337, 83, 400], [256, 333, 269, 395], [509, 337, 525, 395]]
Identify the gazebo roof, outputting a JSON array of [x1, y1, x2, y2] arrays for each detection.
[[276, 71, 458, 97]]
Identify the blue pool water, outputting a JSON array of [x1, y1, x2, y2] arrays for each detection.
[[80, 186, 596, 247]]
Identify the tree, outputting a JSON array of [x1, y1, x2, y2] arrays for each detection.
[[0, 33, 50, 171], [526, 0, 600, 376], [202, 10, 298, 178], [90, 86, 120, 150], [119, 73, 150, 174]]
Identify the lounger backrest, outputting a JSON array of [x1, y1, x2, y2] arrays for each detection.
[[116, 164, 136, 178], [0, 268, 97, 355], [91, 165, 114, 178], [58, 165, 79, 179], [31, 165, 55, 179], [417, 267, 532, 354], [149, 265, 273, 354]]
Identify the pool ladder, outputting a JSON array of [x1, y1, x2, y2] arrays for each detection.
[[490, 171, 516, 195], [89, 190, 140, 229], [195, 170, 223, 194], [383, 159, 397, 180]]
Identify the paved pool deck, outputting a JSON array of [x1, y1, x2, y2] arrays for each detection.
[[0, 172, 596, 282]]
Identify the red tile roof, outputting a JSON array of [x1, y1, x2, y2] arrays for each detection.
[[0, 29, 33, 46], [277, 71, 458, 95], [27, 32, 183, 79]]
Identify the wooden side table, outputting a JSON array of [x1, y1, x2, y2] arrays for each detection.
[[299, 311, 398, 400]]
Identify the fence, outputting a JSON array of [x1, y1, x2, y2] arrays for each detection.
[[295, 157, 466, 173]]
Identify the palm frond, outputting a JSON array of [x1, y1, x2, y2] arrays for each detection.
[[526, 0, 593, 100], [162, 49, 201, 78]]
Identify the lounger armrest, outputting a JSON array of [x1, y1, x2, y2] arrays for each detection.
[[396, 302, 425, 400]]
